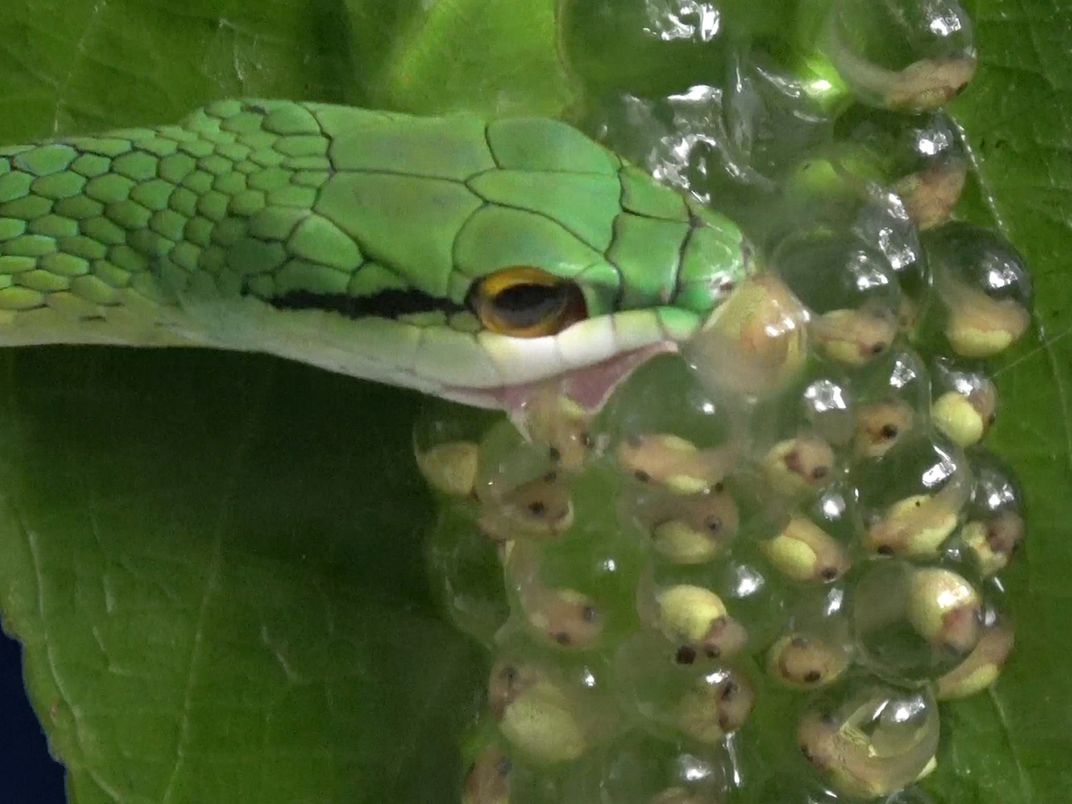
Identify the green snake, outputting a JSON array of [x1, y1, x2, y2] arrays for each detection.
[[0, 100, 750, 408]]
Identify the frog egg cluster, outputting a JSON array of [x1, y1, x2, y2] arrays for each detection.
[[414, 0, 1030, 801], [415, 261, 1027, 803]]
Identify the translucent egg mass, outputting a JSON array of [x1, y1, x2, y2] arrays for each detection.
[[421, 1, 1031, 801]]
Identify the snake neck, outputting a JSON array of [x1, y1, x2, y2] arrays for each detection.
[[0, 131, 186, 346], [0, 101, 334, 350]]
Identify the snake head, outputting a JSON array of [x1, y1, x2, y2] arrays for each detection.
[[208, 102, 752, 410]]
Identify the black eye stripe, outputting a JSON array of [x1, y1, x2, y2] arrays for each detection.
[[254, 288, 464, 320]]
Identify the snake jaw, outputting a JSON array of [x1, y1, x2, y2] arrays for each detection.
[[435, 306, 704, 411], [440, 340, 676, 413]]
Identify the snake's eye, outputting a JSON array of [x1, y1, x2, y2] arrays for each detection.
[[468, 267, 587, 338]]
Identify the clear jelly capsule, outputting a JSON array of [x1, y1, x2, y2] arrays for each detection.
[[850, 348, 931, 459], [676, 666, 757, 745], [703, 551, 791, 652], [925, 222, 1033, 358], [559, 731, 729, 804], [622, 485, 740, 565], [806, 478, 861, 549], [772, 229, 901, 367], [721, 48, 836, 186], [850, 188, 929, 305], [771, 147, 928, 301], [576, 87, 738, 213], [426, 505, 511, 646], [935, 598, 1014, 700], [767, 587, 854, 689], [945, 452, 1025, 577], [856, 433, 971, 558], [802, 376, 856, 447], [504, 507, 647, 648], [550, 466, 647, 563], [853, 347, 933, 411], [474, 421, 576, 542], [414, 396, 500, 498], [929, 357, 998, 447], [489, 655, 613, 766], [823, 0, 976, 111], [684, 274, 810, 400], [775, 150, 883, 240], [797, 680, 940, 799], [505, 545, 606, 651], [853, 559, 983, 684], [610, 632, 755, 744], [767, 164, 925, 338], [599, 356, 740, 460], [576, 55, 831, 236], [840, 109, 968, 231]]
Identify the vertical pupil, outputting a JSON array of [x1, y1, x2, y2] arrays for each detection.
[[492, 283, 567, 328]]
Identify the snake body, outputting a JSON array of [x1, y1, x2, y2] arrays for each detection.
[[0, 100, 749, 406]]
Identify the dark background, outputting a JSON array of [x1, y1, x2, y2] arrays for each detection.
[[0, 630, 66, 802]]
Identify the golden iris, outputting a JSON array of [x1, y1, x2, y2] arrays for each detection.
[[468, 267, 587, 338]]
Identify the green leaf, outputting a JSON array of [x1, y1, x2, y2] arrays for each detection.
[[0, 0, 351, 140], [340, 0, 575, 116], [932, 1, 1072, 800], [0, 352, 486, 803]]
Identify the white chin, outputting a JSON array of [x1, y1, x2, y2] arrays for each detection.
[[436, 309, 679, 410], [440, 341, 677, 412]]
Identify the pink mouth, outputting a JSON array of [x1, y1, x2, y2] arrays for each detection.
[[441, 342, 677, 413]]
